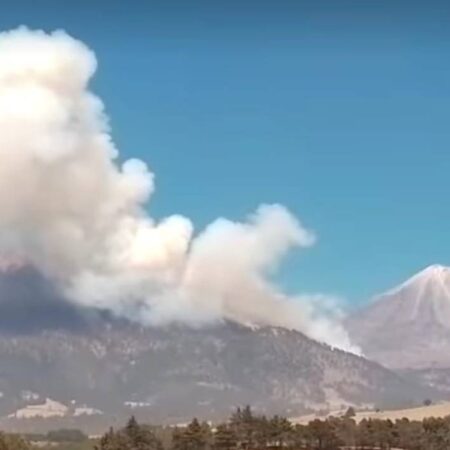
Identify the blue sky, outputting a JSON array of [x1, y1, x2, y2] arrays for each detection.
[[1, 1, 449, 306]]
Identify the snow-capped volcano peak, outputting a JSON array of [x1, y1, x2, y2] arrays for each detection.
[[409, 264, 450, 283], [381, 264, 450, 304], [346, 264, 450, 370]]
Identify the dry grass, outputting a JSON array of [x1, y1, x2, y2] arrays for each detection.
[[292, 402, 450, 424]]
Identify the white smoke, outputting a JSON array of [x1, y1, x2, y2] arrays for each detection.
[[0, 27, 358, 353]]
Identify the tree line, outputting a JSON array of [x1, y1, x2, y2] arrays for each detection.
[[4, 405, 450, 450], [95, 406, 450, 450]]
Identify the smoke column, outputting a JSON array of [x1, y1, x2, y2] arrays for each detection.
[[0, 27, 358, 353]]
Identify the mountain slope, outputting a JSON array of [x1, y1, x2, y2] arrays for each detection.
[[346, 265, 450, 370], [0, 264, 436, 430], [0, 320, 434, 423]]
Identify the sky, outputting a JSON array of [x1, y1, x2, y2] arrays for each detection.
[[0, 0, 449, 307]]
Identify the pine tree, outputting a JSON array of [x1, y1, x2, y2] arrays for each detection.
[[265, 415, 291, 447], [230, 405, 256, 449], [96, 417, 163, 450], [307, 419, 343, 450], [172, 419, 209, 450], [96, 427, 131, 450], [125, 416, 140, 440], [184, 418, 208, 450], [125, 416, 163, 450], [213, 424, 236, 450]]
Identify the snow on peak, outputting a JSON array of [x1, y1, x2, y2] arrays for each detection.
[[418, 264, 450, 278], [384, 264, 450, 297], [366, 263, 450, 331]]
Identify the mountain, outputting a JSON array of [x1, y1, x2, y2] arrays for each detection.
[[0, 265, 436, 432], [346, 265, 450, 370]]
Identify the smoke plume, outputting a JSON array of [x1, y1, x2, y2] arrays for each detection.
[[0, 27, 357, 353]]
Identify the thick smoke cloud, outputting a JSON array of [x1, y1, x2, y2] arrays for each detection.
[[0, 27, 358, 353]]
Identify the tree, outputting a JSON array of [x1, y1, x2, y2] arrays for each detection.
[[213, 424, 236, 450], [422, 417, 450, 450], [96, 427, 130, 450], [94, 405, 450, 450], [370, 418, 395, 449], [356, 419, 375, 449], [395, 418, 424, 450], [307, 419, 342, 450], [267, 415, 292, 448], [291, 424, 308, 449], [186, 418, 208, 450], [230, 406, 257, 449], [172, 418, 209, 450], [96, 417, 163, 450], [328, 417, 357, 449]]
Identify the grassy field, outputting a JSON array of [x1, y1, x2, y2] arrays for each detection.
[[292, 402, 450, 424]]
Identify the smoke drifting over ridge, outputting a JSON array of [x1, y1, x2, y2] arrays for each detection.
[[0, 27, 357, 352]]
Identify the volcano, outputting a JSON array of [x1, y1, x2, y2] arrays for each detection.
[[346, 265, 450, 370]]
